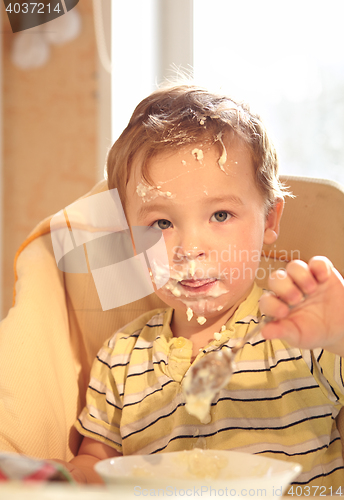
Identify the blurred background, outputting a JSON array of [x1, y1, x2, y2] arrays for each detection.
[[1, 0, 344, 318]]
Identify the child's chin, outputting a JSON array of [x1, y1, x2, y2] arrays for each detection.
[[177, 296, 230, 319]]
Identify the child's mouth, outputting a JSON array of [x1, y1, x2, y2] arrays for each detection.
[[179, 278, 217, 294]]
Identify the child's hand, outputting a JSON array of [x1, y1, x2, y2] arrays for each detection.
[[51, 459, 88, 483], [259, 256, 344, 356]]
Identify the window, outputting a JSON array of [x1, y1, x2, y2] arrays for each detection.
[[193, 0, 344, 185]]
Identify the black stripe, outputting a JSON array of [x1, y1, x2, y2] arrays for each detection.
[[123, 409, 331, 442], [134, 345, 153, 350], [235, 354, 303, 375], [88, 385, 122, 410], [119, 333, 140, 340], [256, 442, 330, 458], [216, 384, 319, 404], [317, 349, 324, 363], [153, 359, 168, 366], [127, 368, 155, 378], [108, 330, 141, 346], [328, 383, 340, 401], [235, 319, 259, 325], [150, 413, 333, 454], [122, 402, 184, 440], [214, 413, 332, 433], [315, 351, 340, 401], [260, 434, 341, 458], [77, 418, 122, 449], [96, 355, 129, 369], [291, 465, 344, 485], [221, 338, 266, 351], [122, 379, 174, 408], [146, 323, 164, 328]]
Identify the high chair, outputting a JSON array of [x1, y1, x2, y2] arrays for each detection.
[[0, 175, 343, 461]]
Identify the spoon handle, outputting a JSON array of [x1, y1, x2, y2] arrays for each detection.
[[231, 315, 274, 355]]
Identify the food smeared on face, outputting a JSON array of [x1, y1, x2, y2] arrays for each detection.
[[136, 182, 175, 203], [215, 132, 228, 174], [191, 148, 204, 161]]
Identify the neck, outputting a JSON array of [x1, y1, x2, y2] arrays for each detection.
[[170, 300, 240, 356]]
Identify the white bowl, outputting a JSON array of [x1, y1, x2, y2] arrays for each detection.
[[95, 449, 301, 497]]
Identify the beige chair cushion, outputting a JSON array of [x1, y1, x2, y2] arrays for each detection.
[[0, 175, 343, 460]]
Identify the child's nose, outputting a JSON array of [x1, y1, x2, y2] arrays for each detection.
[[175, 234, 206, 261], [178, 246, 205, 260]]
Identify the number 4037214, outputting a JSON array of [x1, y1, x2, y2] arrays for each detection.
[[287, 485, 343, 496], [5, 3, 61, 14]]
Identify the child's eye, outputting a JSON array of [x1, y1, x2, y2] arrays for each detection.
[[210, 211, 232, 223], [152, 219, 173, 230]]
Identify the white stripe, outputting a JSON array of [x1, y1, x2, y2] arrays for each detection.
[[133, 411, 339, 457], [127, 359, 153, 376], [123, 374, 173, 406], [312, 350, 340, 404], [233, 346, 303, 373], [211, 405, 332, 430], [121, 391, 185, 437], [89, 376, 122, 408], [135, 337, 154, 349], [234, 434, 333, 456], [134, 423, 202, 455], [108, 328, 141, 349], [97, 348, 130, 368], [146, 313, 166, 327], [294, 456, 344, 484], [236, 314, 259, 323], [87, 404, 118, 427], [78, 410, 122, 446], [220, 376, 320, 401], [334, 355, 343, 389], [127, 404, 333, 448]]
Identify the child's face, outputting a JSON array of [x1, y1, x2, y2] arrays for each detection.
[[126, 136, 282, 323]]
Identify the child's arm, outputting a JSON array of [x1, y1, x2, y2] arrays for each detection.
[[260, 256, 344, 356], [54, 436, 122, 484]]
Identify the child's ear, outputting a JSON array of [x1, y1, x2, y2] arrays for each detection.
[[263, 199, 284, 245]]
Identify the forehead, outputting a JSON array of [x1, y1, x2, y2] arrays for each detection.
[[127, 135, 257, 199]]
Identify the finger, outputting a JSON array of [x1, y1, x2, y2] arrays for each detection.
[[308, 256, 333, 283], [268, 268, 304, 306], [259, 292, 290, 319], [284, 260, 318, 295], [261, 317, 301, 345]]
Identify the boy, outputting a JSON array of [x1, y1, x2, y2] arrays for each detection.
[[60, 85, 344, 488]]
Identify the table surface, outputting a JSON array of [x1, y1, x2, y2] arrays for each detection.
[[4, 482, 329, 499], [0, 483, 281, 499]]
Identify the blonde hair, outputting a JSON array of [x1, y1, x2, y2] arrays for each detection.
[[107, 85, 288, 210]]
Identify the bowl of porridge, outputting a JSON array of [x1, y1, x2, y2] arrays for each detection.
[[95, 448, 301, 497]]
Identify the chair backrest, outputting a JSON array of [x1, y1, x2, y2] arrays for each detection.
[[261, 175, 344, 279], [0, 175, 343, 460]]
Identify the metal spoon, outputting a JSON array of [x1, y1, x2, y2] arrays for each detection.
[[182, 315, 273, 422], [184, 315, 273, 394]]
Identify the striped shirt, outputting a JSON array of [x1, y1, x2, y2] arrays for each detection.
[[76, 284, 344, 488]]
